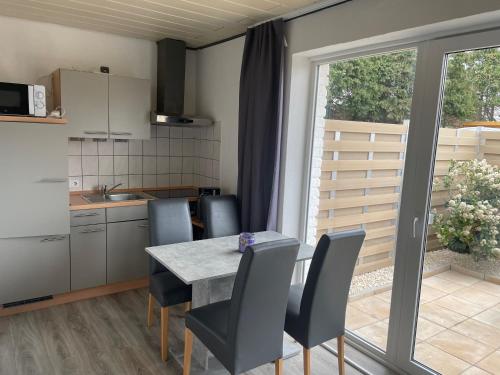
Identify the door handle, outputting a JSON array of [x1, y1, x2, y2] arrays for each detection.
[[38, 178, 67, 183], [41, 235, 66, 242], [84, 131, 108, 135], [111, 131, 132, 136], [81, 228, 105, 234], [137, 224, 149, 229], [73, 212, 99, 218], [413, 217, 419, 238]]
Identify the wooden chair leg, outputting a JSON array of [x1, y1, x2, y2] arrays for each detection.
[[183, 328, 193, 375], [161, 307, 169, 362], [147, 293, 154, 328], [303, 347, 311, 375], [274, 358, 283, 375], [337, 335, 345, 375], [185, 301, 192, 313]]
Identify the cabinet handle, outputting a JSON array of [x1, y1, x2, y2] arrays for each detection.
[[73, 212, 99, 218], [81, 228, 105, 234], [111, 131, 132, 136], [137, 224, 149, 229], [38, 178, 67, 183], [41, 236, 66, 242], [84, 131, 108, 135]]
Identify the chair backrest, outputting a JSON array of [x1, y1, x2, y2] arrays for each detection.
[[226, 239, 299, 374], [300, 229, 365, 347], [148, 198, 193, 275], [201, 195, 241, 238]]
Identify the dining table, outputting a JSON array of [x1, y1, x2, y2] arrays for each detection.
[[145, 231, 315, 374]]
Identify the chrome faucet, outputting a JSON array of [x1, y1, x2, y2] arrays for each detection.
[[101, 183, 123, 196]]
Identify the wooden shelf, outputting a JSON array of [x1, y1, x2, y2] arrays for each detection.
[[0, 116, 67, 125]]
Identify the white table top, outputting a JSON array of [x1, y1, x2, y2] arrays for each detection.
[[145, 231, 315, 284]]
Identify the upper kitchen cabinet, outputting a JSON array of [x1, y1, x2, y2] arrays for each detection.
[[109, 75, 151, 140], [52, 69, 151, 140], [53, 69, 109, 139]]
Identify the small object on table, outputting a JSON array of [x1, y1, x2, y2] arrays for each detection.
[[239, 232, 255, 253]]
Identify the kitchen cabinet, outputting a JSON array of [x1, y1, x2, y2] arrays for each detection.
[[0, 122, 69, 238], [0, 235, 70, 305], [107, 219, 149, 284], [109, 75, 151, 140], [52, 69, 151, 140], [70, 224, 106, 291], [54, 69, 109, 139]]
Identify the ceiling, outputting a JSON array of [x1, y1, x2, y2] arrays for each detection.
[[0, 0, 326, 47]]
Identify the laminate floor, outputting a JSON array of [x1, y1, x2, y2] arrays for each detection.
[[0, 289, 387, 375]]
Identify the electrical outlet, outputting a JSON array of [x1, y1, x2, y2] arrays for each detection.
[[69, 177, 81, 188]]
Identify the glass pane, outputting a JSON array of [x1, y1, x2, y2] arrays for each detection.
[[306, 49, 417, 352], [413, 47, 500, 374]]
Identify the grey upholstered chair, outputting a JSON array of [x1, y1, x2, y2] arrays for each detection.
[[285, 229, 366, 375], [147, 198, 193, 362], [183, 239, 300, 375], [200, 194, 241, 238]]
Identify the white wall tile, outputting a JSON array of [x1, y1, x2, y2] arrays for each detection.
[[68, 156, 82, 176], [212, 141, 220, 160], [213, 122, 221, 142], [82, 140, 98, 155], [129, 140, 142, 156], [114, 140, 128, 155], [68, 140, 81, 156], [82, 156, 98, 175], [182, 157, 194, 173], [182, 174, 193, 185], [170, 139, 183, 156], [98, 156, 113, 175], [157, 138, 170, 156], [157, 157, 170, 174], [170, 127, 183, 139], [113, 175, 129, 189], [170, 157, 183, 173], [98, 175, 114, 187], [98, 139, 113, 155], [213, 160, 220, 179], [150, 125, 157, 138], [182, 139, 194, 156], [182, 128, 197, 139], [143, 139, 157, 156], [157, 126, 170, 138], [143, 156, 157, 174], [170, 174, 182, 185], [114, 156, 128, 175], [143, 174, 157, 188], [83, 175, 98, 191], [129, 174, 142, 188], [129, 156, 142, 174], [157, 174, 169, 187]]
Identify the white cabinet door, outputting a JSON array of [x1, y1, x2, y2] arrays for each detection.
[[108, 75, 151, 140], [59, 69, 109, 138], [0, 122, 69, 238]]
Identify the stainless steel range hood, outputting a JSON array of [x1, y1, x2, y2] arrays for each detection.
[[152, 38, 213, 127]]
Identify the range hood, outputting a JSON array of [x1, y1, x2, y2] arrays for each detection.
[[151, 38, 213, 127]]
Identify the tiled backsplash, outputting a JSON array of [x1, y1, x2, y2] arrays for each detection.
[[68, 124, 221, 191]]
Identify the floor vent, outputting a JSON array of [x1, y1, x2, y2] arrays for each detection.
[[3, 295, 53, 308]]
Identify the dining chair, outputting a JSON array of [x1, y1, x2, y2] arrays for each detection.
[[284, 229, 366, 375], [147, 198, 193, 362], [200, 194, 241, 238], [183, 238, 300, 375]]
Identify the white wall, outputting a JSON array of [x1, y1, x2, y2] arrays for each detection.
[[194, 0, 500, 236], [195, 37, 244, 194], [0, 15, 197, 114]]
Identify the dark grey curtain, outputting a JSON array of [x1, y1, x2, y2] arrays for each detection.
[[237, 19, 285, 232]]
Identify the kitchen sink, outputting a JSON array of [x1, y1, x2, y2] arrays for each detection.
[[82, 192, 150, 203]]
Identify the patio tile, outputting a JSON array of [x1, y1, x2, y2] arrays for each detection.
[[419, 284, 447, 303], [451, 286, 500, 309], [434, 295, 487, 317], [423, 275, 467, 293], [373, 290, 392, 304], [419, 302, 468, 328], [460, 366, 492, 375], [426, 330, 494, 364], [451, 319, 500, 348], [350, 295, 390, 320], [435, 271, 482, 287], [415, 317, 446, 341], [414, 342, 470, 375], [473, 307, 500, 328], [472, 281, 500, 298], [477, 350, 500, 374], [346, 305, 379, 330], [354, 320, 388, 350]]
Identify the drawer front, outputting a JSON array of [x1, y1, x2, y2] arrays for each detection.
[[0, 235, 70, 305], [106, 205, 148, 223], [70, 225, 107, 291], [70, 209, 106, 226]]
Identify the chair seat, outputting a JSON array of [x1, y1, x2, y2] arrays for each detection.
[[149, 271, 192, 307], [284, 284, 306, 345], [186, 300, 231, 366]]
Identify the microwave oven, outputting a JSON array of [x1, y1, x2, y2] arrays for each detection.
[[0, 82, 46, 117]]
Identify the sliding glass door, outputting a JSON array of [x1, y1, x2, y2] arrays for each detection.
[[304, 27, 500, 375]]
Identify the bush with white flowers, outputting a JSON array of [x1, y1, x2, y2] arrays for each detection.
[[433, 159, 500, 260]]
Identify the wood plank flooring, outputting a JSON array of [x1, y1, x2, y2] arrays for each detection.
[[0, 288, 371, 375]]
